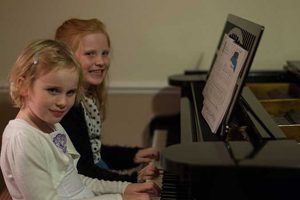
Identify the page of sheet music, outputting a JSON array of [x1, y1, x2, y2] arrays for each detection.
[[202, 34, 248, 133]]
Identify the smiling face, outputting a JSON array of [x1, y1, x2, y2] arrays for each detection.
[[75, 33, 110, 89], [20, 67, 79, 131]]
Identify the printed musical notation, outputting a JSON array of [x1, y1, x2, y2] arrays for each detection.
[[202, 34, 248, 133]]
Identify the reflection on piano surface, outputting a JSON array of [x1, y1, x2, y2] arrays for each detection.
[[156, 69, 300, 200]]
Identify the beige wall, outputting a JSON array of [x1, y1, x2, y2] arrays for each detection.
[[1, 0, 300, 88], [102, 87, 180, 147]]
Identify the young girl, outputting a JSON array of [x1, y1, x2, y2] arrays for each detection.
[[0, 39, 159, 200], [56, 18, 159, 183]]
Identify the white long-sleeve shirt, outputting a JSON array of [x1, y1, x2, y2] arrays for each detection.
[[0, 119, 130, 200]]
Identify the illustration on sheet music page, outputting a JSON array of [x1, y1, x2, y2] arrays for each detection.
[[202, 34, 248, 133]]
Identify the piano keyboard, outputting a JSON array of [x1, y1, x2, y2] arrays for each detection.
[[151, 129, 180, 199], [151, 170, 179, 200]]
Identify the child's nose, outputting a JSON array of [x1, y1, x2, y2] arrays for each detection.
[[56, 95, 67, 108]]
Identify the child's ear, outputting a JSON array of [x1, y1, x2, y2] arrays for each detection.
[[16, 76, 29, 96]]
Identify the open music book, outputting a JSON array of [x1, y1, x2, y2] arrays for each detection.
[[202, 34, 248, 133]]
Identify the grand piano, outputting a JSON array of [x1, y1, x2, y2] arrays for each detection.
[[158, 15, 300, 200]]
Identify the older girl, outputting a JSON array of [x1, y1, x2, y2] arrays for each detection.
[[56, 18, 159, 183]]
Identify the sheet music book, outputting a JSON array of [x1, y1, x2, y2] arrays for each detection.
[[201, 34, 248, 133]]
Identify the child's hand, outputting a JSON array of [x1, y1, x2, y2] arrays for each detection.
[[134, 147, 160, 164], [137, 162, 159, 183], [124, 182, 161, 198]]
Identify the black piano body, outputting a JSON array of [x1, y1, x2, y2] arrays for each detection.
[[159, 69, 300, 200]]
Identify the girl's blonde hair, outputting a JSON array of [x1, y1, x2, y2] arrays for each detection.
[[10, 39, 83, 108], [55, 18, 110, 120]]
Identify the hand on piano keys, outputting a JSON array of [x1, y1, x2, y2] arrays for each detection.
[[136, 129, 168, 183], [137, 160, 163, 199], [128, 129, 179, 199], [143, 130, 179, 199], [138, 162, 161, 183], [145, 168, 178, 200], [123, 181, 161, 200], [134, 147, 160, 164]]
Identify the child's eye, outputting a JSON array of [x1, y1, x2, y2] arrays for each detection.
[[102, 50, 110, 57], [84, 50, 110, 58], [67, 90, 76, 96], [47, 88, 59, 95], [84, 51, 97, 57]]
